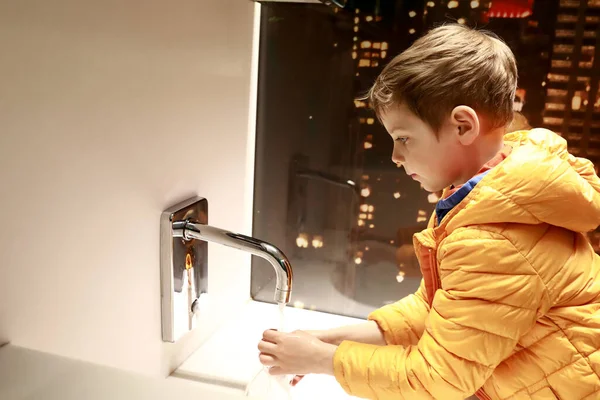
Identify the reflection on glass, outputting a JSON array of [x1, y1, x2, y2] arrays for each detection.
[[252, 1, 600, 319]]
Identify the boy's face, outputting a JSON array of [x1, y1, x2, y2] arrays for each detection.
[[380, 103, 464, 193]]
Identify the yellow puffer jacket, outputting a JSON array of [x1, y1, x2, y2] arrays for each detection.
[[333, 129, 600, 400]]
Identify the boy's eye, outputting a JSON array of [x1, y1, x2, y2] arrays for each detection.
[[395, 137, 408, 144]]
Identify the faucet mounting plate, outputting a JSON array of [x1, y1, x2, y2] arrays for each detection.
[[160, 197, 208, 343]]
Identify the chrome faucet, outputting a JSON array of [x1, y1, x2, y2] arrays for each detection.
[[172, 220, 292, 304], [161, 197, 293, 342]]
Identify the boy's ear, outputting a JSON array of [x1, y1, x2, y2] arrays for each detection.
[[450, 106, 480, 145]]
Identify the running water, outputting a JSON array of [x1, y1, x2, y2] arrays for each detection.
[[278, 302, 286, 332], [245, 303, 292, 399]]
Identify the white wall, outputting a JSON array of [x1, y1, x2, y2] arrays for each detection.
[[0, 0, 258, 377]]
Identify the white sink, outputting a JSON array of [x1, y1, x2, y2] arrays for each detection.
[[173, 300, 365, 399]]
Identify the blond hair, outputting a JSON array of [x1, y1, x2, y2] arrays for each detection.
[[367, 24, 518, 132]]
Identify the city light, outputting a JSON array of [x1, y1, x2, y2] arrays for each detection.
[[368, 205, 374, 212], [296, 233, 309, 248], [572, 95, 582, 110], [457, 18, 466, 25], [381, 51, 387, 58], [358, 219, 365, 227], [365, 15, 373, 22], [367, 118, 375, 124], [354, 257, 362, 265], [361, 187, 371, 197], [448, 1, 459, 9], [361, 41, 372, 48], [396, 271, 406, 283], [471, 0, 480, 8], [409, 28, 416, 34], [409, 10, 417, 17], [311, 236, 324, 249], [360, 204, 369, 212], [393, 192, 401, 199], [427, 1, 435, 7], [369, 224, 375, 229]]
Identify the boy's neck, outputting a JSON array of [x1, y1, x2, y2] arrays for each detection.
[[452, 127, 505, 187]]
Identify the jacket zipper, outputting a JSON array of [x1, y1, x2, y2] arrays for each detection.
[[476, 388, 492, 400], [427, 247, 491, 400]]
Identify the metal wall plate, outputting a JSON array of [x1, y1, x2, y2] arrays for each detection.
[[160, 197, 208, 343]]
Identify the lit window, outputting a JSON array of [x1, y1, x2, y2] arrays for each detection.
[[352, 51, 357, 59], [409, 28, 416, 34], [547, 88, 567, 96], [359, 213, 367, 219], [354, 26, 359, 32], [409, 10, 417, 17], [393, 192, 401, 199], [367, 118, 375, 125], [355, 8, 360, 14], [427, 1, 435, 7], [375, 16, 383, 21], [361, 187, 371, 197], [353, 44, 357, 50], [354, 100, 367, 108], [361, 41, 372, 49], [364, 51, 371, 58], [541, 81, 546, 87], [545, 103, 566, 111], [360, 204, 369, 212], [577, 76, 591, 83], [359, 59, 371, 67], [353, 36, 358, 41], [367, 214, 373, 220], [365, 15, 373, 22], [358, 219, 365, 227], [372, 42, 381, 49], [448, 0, 459, 8], [359, 118, 366, 123], [381, 42, 388, 50], [364, 141, 373, 149], [547, 73, 569, 82], [354, 17, 359, 23], [354, 257, 362, 265], [381, 51, 387, 58], [457, 18, 466, 24], [551, 60, 572, 68], [368, 205, 374, 212], [572, 95, 582, 110], [361, 174, 369, 180], [371, 60, 379, 67], [369, 224, 375, 229], [543, 117, 564, 126], [470, 0, 479, 8]]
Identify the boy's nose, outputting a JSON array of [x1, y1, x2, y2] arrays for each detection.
[[391, 152, 404, 165]]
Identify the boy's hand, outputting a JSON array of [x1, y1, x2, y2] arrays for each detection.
[[257, 329, 337, 376]]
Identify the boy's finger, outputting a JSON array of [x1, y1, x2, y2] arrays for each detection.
[[290, 375, 305, 386], [258, 353, 277, 366], [257, 339, 277, 354], [262, 329, 280, 343]]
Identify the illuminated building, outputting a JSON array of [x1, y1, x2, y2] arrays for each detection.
[[542, 0, 600, 173]]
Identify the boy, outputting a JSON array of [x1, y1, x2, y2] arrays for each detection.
[[258, 24, 600, 399]]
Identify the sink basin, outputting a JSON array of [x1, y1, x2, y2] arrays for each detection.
[[173, 300, 365, 399]]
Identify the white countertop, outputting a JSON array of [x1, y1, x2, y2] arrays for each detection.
[[174, 300, 365, 399], [0, 344, 252, 400]]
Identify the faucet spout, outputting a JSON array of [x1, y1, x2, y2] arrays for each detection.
[[172, 220, 292, 304]]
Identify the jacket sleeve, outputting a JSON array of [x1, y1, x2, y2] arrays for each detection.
[[367, 279, 430, 346], [333, 230, 546, 400]]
